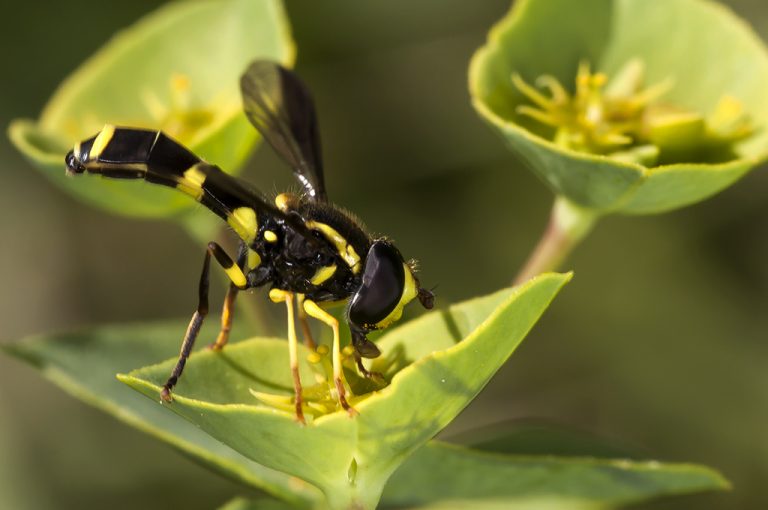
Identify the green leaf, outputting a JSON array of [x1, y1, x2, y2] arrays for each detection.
[[0, 321, 321, 509], [120, 273, 571, 509], [3, 283, 727, 509], [219, 497, 298, 510], [383, 441, 729, 510], [218, 441, 728, 510], [8, 0, 294, 218], [448, 422, 637, 459], [470, 0, 768, 214]]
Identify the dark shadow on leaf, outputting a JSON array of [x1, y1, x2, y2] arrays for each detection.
[[371, 343, 408, 380], [216, 351, 293, 393], [440, 309, 464, 344]]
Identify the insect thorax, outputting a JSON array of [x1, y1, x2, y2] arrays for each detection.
[[252, 197, 372, 303]]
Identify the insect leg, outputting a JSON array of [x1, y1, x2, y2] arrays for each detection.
[[303, 300, 356, 416], [161, 249, 210, 402], [210, 244, 248, 351], [268, 289, 305, 424], [295, 294, 317, 350], [161, 242, 247, 402], [210, 283, 238, 351]]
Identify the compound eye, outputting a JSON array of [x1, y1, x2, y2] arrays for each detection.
[[65, 151, 85, 174], [349, 241, 405, 329]]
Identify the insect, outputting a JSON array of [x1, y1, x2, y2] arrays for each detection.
[[64, 61, 434, 423]]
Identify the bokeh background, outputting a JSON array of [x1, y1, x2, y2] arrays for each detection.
[[1, 0, 766, 509]]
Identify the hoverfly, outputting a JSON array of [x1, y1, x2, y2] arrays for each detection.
[[64, 61, 434, 423]]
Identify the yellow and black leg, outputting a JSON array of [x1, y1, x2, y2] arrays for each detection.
[[210, 282, 238, 351], [210, 245, 247, 351], [161, 242, 247, 402], [269, 289, 305, 424], [295, 294, 317, 350], [303, 300, 356, 416]]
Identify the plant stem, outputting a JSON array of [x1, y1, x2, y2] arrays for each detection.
[[514, 196, 598, 284], [316, 460, 397, 510], [322, 478, 385, 510]]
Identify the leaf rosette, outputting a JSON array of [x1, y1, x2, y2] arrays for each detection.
[[2, 274, 729, 509], [470, 0, 768, 215]]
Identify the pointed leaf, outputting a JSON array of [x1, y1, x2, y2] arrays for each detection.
[[383, 441, 729, 509], [216, 440, 728, 510], [120, 274, 571, 507]]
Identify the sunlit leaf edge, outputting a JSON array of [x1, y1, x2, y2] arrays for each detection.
[[119, 274, 571, 425]]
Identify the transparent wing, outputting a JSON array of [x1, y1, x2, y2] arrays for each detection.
[[240, 60, 326, 201]]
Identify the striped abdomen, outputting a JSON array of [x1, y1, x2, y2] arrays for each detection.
[[65, 125, 268, 244]]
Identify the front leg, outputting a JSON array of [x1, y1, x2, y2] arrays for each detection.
[[351, 328, 384, 381], [161, 242, 247, 402]]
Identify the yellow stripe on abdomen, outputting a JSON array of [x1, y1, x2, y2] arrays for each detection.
[[176, 164, 207, 200], [89, 124, 116, 159]]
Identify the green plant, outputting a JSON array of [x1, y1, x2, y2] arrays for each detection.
[[10, 0, 293, 224], [470, 0, 768, 282], [3, 0, 747, 508], [4, 277, 730, 509]]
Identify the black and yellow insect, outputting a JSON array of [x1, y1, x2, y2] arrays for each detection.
[[64, 61, 434, 422]]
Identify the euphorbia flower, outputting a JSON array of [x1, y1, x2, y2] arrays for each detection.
[[469, 0, 768, 280], [471, 0, 768, 214]]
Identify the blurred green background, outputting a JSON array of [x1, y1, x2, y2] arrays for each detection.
[[0, 1, 766, 509]]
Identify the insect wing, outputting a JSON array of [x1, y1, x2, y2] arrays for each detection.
[[240, 60, 326, 201]]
